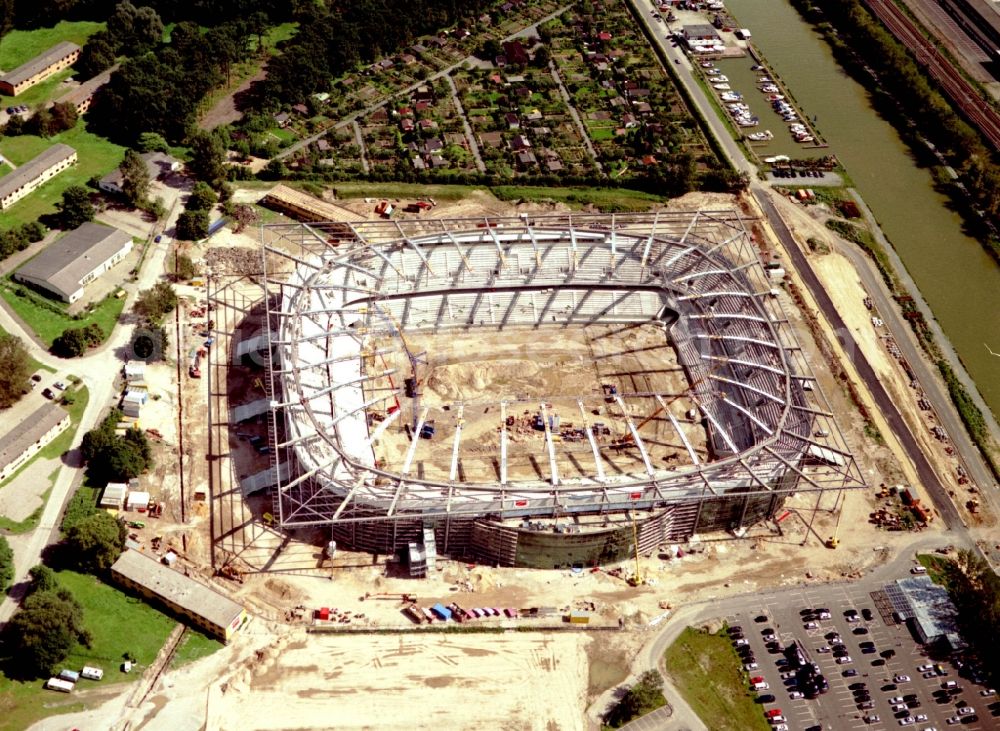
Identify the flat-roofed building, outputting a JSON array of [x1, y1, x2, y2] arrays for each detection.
[[15, 222, 132, 303], [0, 403, 69, 481], [262, 183, 357, 223], [111, 549, 248, 641], [53, 64, 118, 115], [0, 144, 77, 210], [0, 42, 81, 96]]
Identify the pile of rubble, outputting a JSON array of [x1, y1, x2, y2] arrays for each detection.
[[206, 247, 263, 275]]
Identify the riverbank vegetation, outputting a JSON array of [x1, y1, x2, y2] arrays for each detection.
[[793, 0, 1000, 263], [826, 217, 1000, 481]]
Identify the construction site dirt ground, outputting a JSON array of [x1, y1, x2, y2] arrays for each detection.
[[48, 188, 964, 731]]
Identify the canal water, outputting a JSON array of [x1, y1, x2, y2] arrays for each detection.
[[719, 0, 1000, 422]]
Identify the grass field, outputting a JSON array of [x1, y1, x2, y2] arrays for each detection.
[[0, 280, 126, 347], [0, 384, 88, 533], [664, 627, 771, 731], [0, 124, 125, 228], [917, 553, 956, 588], [170, 629, 223, 669], [0, 568, 176, 730]]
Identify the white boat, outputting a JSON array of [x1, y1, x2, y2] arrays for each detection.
[[747, 130, 774, 141], [712, 83, 731, 90], [760, 84, 779, 93], [712, 75, 729, 83], [707, 68, 721, 75], [700, 61, 715, 68], [738, 118, 759, 127], [767, 94, 785, 101], [720, 92, 743, 101], [796, 135, 814, 143]]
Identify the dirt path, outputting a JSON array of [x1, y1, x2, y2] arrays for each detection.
[[199, 63, 269, 131]]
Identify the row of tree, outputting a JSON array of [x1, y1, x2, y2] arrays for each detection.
[[946, 551, 1000, 686]]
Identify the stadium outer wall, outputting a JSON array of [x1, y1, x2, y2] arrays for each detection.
[[330, 490, 786, 569]]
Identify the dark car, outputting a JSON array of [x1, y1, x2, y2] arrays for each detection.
[[862, 608, 874, 621], [843, 669, 859, 677], [872, 659, 886, 666], [850, 682, 867, 690], [852, 627, 869, 635], [755, 615, 768, 623], [766, 642, 782, 653], [756, 694, 776, 704], [880, 649, 895, 658], [824, 631, 839, 640], [41, 388, 54, 399], [727, 625, 743, 635], [882, 684, 898, 692], [31, 373, 42, 382], [907, 700, 921, 708]]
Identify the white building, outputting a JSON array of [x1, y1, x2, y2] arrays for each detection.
[[0, 403, 69, 481], [0, 144, 77, 210], [15, 222, 133, 303]]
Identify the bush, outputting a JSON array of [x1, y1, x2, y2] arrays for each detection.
[[133, 282, 177, 324], [5, 589, 90, 678], [0, 537, 13, 592], [52, 323, 104, 358]]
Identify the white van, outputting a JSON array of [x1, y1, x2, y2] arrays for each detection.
[[81, 666, 104, 680]]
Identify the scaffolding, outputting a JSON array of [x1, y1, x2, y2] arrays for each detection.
[[254, 211, 864, 557]]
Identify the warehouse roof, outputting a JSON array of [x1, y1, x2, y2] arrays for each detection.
[[111, 549, 245, 631], [0, 42, 81, 88], [0, 403, 67, 469], [0, 144, 76, 203], [16, 222, 131, 299]]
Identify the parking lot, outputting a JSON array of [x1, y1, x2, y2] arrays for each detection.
[[724, 580, 996, 731]]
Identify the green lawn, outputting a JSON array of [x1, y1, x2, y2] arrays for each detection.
[[664, 627, 771, 731], [0, 280, 126, 347], [0, 163, 10, 178], [0, 124, 126, 228], [170, 629, 223, 669], [0, 568, 176, 729], [0, 384, 88, 533], [492, 185, 664, 212], [0, 21, 103, 69], [917, 553, 956, 588]]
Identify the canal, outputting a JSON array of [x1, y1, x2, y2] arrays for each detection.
[[718, 0, 1000, 423]]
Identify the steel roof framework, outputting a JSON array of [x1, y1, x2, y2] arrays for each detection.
[[256, 211, 865, 529]]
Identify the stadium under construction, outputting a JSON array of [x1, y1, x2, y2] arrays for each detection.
[[244, 211, 864, 569]]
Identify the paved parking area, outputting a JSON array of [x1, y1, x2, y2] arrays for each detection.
[[724, 582, 996, 731]]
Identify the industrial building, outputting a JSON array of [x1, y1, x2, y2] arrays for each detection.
[[15, 222, 132, 303], [245, 212, 863, 568], [0, 41, 81, 96], [111, 549, 248, 641], [0, 144, 77, 210], [884, 575, 965, 650], [261, 184, 358, 223], [0, 403, 69, 481]]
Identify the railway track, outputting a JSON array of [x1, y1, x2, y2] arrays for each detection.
[[864, 0, 1000, 150]]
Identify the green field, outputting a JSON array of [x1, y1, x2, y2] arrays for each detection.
[[0, 279, 126, 347], [170, 629, 223, 669], [0, 163, 10, 177], [0, 384, 89, 533], [0, 124, 125, 228], [917, 553, 956, 588], [664, 627, 771, 731], [0, 568, 176, 729]]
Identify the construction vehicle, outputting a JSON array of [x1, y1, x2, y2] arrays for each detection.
[[189, 347, 205, 378], [601, 384, 618, 403], [826, 506, 843, 548], [362, 592, 417, 603]]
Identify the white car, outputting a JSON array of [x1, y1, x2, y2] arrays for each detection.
[[918, 664, 935, 672], [762, 633, 777, 642], [817, 646, 831, 653], [923, 671, 937, 679], [53, 381, 66, 390], [914, 715, 928, 722], [769, 716, 786, 724], [817, 611, 831, 619], [957, 706, 974, 716], [863, 716, 880, 724], [981, 689, 997, 697], [804, 621, 819, 629], [898, 719, 914, 727], [894, 674, 912, 683], [773, 726, 788, 731], [734, 638, 749, 646], [946, 718, 961, 725], [789, 691, 804, 699], [892, 704, 907, 713], [836, 656, 852, 664], [845, 614, 860, 622], [922, 727, 938, 731], [744, 662, 759, 670], [889, 696, 905, 704]]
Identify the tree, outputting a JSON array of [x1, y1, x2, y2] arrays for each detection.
[[0, 536, 13, 592], [7, 589, 90, 677], [64, 512, 127, 573], [170, 253, 198, 281], [48, 101, 78, 134], [188, 130, 227, 185], [77, 31, 118, 79], [605, 670, 665, 727], [52, 323, 103, 358], [28, 565, 58, 595], [119, 149, 151, 207], [57, 186, 95, 230], [81, 414, 152, 483], [176, 209, 209, 241], [137, 132, 169, 153], [0, 332, 32, 408], [133, 281, 177, 323], [186, 181, 218, 212]]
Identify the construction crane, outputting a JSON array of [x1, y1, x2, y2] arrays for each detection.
[[377, 307, 427, 431]]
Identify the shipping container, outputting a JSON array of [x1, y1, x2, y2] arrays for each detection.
[[431, 603, 452, 621]]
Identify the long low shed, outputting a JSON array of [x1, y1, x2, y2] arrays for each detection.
[[111, 549, 247, 641]]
